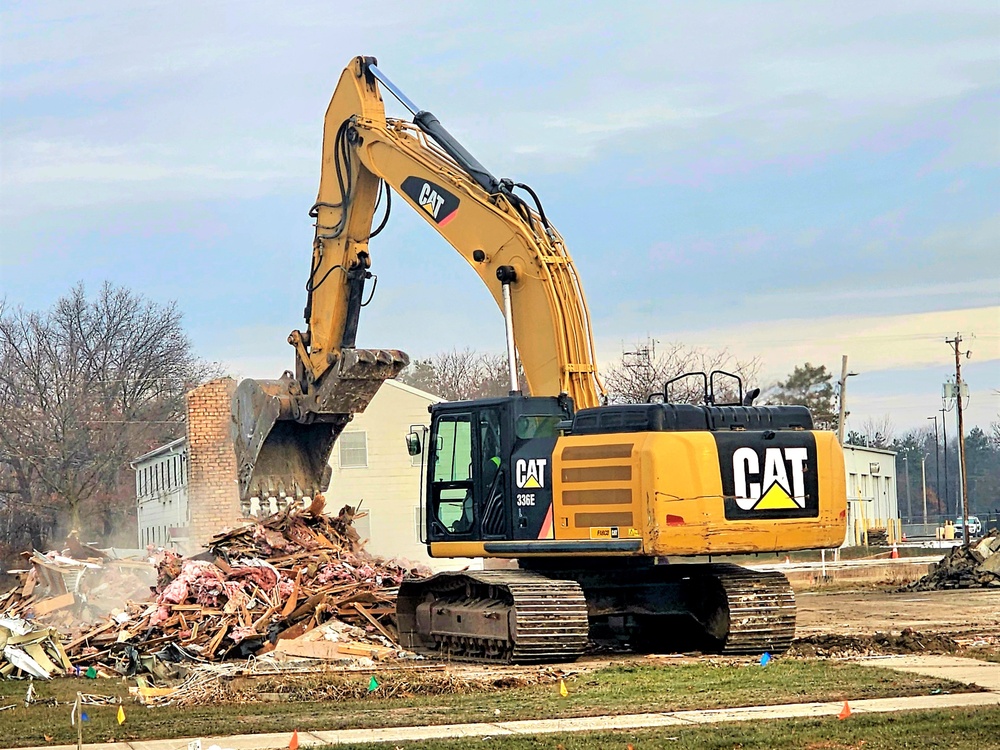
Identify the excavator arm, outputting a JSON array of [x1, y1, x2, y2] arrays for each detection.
[[301, 57, 605, 402], [233, 56, 604, 503]]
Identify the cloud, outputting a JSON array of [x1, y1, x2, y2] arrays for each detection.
[[4, 1, 998, 214], [596, 306, 1000, 382]]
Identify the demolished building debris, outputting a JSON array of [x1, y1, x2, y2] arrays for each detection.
[[902, 532, 1000, 591], [1, 498, 427, 679]]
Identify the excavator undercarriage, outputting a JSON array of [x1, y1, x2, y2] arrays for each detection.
[[396, 562, 796, 664]]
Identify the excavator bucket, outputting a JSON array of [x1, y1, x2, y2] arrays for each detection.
[[232, 348, 408, 502]]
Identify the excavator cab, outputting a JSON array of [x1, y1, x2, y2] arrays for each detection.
[[415, 396, 569, 547]]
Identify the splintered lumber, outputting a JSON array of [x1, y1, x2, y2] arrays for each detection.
[[353, 603, 396, 643], [2, 499, 425, 674], [32, 592, 75, 616], [274, 639, 344, 660], [205, 620, 231, 659], [280, 570, 302, 618], [20, 569, 36, 598]]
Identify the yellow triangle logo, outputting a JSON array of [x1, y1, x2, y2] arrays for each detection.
[[522, 475, 541, 488], [421, 201, 435, 216], [754, 482, 799, 510]]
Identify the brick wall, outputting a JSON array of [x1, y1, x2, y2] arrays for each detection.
[[185, 377, 241, 554]]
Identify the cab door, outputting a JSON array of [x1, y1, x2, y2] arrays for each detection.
[[427, 404, 511, 542], [427, 412, 476, 540], [477, 407, 509, 539]]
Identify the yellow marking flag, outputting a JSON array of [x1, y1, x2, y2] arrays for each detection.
[[558, 678, 568, 697], [117, 705, 125, 725]]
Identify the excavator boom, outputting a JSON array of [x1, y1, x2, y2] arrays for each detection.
[[233, 56, 604, 503]]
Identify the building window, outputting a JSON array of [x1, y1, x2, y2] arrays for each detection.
[[339, 432, 368, 468], [353, 510, 372, 541]]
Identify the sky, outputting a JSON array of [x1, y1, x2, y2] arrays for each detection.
[[1, 1, 998, 437]]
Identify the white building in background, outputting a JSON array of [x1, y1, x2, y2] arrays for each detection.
[[132, 437, 189, 549], [842, 444, 899, 546], [130, 381, 450, 566], [326, 379, 462, 571]]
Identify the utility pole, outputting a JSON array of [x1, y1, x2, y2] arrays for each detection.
[[939, 406, 949, 516], [945, 333, 971, 547], [902, 456, 912, 522], [927, 415, 940, 515], [921, 455, 928, 525], [837, 355, 856, 445]]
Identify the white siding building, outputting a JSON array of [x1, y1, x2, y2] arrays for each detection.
[[130, 381, 449, 565], [842, 445, 899, 546], [132, 438, 189, 549], [326, 379, 462, 571]]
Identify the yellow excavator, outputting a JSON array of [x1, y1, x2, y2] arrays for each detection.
[[233, 56, 848, 663]]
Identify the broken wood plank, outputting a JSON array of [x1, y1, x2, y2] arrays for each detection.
[[63, 620, 116, 651], [32, 592, 75, 616], [204, 620, 230, 659], [275, 619, 314, 641], [285, 592, 324, 623], [280, 570, 302, 618], [274, 639, 345, 660], [20, 569, 36, 598], [352, 603, 397, 644], [252, 604, 280, 632], [334, 642, 395, 659]]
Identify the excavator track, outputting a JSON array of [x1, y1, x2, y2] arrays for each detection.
[[705, 564, 797, 655], [396, 570, 589, 664], [518, 561, 796, 657]]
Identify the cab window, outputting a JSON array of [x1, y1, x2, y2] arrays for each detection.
[[515, 414, 561, 440], [431, 413, 473, 533]]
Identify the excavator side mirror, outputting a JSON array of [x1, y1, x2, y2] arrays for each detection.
[[405, 432, 422, 456]]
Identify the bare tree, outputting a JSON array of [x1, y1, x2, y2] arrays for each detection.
[[859, 415, 896, 449], [397, 348, 524, 401], [0, 283, 218, 555], [602, 339, 762, 405]]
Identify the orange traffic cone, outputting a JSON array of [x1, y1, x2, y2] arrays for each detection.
[[890, 544, 899, 559], [289, 730, 299, 750], [784, 555, 791, 565], [838, 701, 852, 720]]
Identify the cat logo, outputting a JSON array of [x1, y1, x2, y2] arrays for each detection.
[[515, 458, 547, 489], [400, 176, 459, 226], [732, 446, 808, 511], [418, 183, 444, 219]]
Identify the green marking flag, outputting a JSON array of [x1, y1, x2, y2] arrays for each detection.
[[368, 676, 379, 692]]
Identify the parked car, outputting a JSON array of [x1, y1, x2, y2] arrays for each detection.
[[954, 516, 982, 538]]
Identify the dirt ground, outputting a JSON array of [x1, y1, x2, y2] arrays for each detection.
[[794, 587, 1000, 646]]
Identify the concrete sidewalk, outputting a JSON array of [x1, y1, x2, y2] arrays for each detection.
[[8, 656, 1000, 750]]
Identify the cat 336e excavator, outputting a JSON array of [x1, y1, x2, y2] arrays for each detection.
[[232, 56, 848, 663]]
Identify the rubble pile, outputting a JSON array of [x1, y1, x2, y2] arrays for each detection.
[[0, 539, 156, 679], [790, 628, 960, 658], [1, 498, 426, 679], [0, 542, 155, 629], [902, 532, 1000, 591]]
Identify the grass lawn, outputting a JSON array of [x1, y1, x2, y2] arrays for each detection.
[[0, 660, 981, 747], [328, 707, 1000, 749]]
